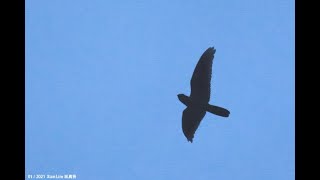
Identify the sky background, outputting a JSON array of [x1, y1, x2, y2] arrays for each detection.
[[26, 0, 295, 179]]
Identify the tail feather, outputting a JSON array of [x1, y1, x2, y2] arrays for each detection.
[[206, 104, 230, 117]]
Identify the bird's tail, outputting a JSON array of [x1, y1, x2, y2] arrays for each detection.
[[206, 104, 230, 117]]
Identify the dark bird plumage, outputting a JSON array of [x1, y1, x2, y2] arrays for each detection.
[[178, 47, 230, 143]]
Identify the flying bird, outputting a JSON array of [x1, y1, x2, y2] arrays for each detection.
[[178, 47, 230, 143]]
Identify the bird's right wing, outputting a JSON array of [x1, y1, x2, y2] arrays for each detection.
[[182, 107, 206, 142], [190, 47, 215, 103]]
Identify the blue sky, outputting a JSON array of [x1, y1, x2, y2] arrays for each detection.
[[26, 0, 294, 179]]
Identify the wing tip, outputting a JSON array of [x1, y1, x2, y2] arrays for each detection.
[[207, 47, 216, 55]]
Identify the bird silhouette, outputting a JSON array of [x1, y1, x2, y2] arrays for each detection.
[[178, 47, 230, 143]]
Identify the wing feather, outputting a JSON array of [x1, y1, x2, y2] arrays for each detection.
[[182, 107, 206, 142], [190, 47, 215, 103]]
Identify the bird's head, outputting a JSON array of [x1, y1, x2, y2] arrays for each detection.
[[177, 94, 187, 100], [177, 94, 190, 106]]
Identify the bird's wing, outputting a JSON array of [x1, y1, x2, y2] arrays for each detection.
[[182, 107, 206, 142], [190, 47, 215, 103]]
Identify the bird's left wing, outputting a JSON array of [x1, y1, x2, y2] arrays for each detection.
[[190, 47, 215, 103]]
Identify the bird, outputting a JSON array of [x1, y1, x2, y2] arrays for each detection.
[[177, 47, 230, 143]]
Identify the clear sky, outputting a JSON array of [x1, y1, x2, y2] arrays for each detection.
[[26, 0, 295, 179]]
